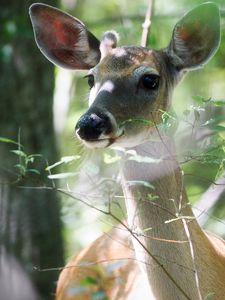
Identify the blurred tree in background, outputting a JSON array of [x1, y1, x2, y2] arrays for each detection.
[[0, 0, 64, 299], [0, 0, 225, 299]]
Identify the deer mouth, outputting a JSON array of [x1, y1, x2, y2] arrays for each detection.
[[78, 130, 125, 149]]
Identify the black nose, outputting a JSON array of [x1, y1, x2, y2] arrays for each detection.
[[75, 113, 112, 141]]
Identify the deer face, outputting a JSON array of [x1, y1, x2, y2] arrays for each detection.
[[76, 46, 175, 148], [30, 3, 220, 149]]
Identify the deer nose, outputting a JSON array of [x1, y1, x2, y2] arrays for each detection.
[[75, 113, 112, 141]]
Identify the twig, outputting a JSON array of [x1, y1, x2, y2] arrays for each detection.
[[34, 254, 194, 274], [20, 184, 191, 299], [175, 155, 203, 299], [101, 211, 192, 300], [182, 218, 203, 300], [141, 0, 154, 47], [149, 116, 202, 298]]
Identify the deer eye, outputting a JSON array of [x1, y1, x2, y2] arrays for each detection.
[[85, 74, 95, 89], [140, 74, 160, 90]]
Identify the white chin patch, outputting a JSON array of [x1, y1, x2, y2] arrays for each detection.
[[83, 139, 110, 149], [82, 130, 151, 149], [112, 130, 152, 148]]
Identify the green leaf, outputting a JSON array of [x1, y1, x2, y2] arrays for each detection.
[[103, 153, 121, 164], [11, 150, 27, 157], [142, 227, 153, 233], [213, 125, 225, 132], [210, 99, 225, 106], [190, 104, 205, 113], [200, 118, 215, 127], [128, 151, 161, 164], [192, 95, 225, 107], [28, 154, 42, 158], [147, 193, 159, 201], [80, 276, 98, 286], [201, 116, 225, 129], [48, 172, 78, 179], [0, 137, 20, 145], [204, 292, 215, 299], [160, 110, 177, 122], [15, 164, 26, 174], [192, 95, 210, 104], [27, 169, 41, 175], [119, 118, 152, 127], [46, 155, 80, 171], [133, 226, 152, 236], [126, 180, 154, 189], [27, 156, 34, 163], [158, 109, 178, 134], [214, 159, 225, 181], [165, 216, 195, 224]]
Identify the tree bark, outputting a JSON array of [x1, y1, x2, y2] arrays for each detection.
[[0, 1, 64, 299]]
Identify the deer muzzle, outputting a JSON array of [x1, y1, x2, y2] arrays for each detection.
[[75, 110, 123, 148]]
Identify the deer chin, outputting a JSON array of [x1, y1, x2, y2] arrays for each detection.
[[111, 127, 155, 149], [78, 128, 125, 149], [79, 127, 155, 149], [82, 138, 113, 149]]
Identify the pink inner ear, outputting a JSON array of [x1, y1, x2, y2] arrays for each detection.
[[178, 26, 190, 41], [34, 10, 82, 69], [178, 20, 202, 42], [33, 7, 81, 51], [52, 19, 70, 45], [30, 4, 101, 69]]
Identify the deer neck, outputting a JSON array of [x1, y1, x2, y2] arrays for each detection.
[[120, 136, 209, 300], [121, 135, 191, 230]]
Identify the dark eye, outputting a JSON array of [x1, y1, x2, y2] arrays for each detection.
[[140, 74, 160, 90], [85, 74, 95, 89]]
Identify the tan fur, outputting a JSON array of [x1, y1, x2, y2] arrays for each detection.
[[56, 227, 225, 300], [56, 226, 147, 300]]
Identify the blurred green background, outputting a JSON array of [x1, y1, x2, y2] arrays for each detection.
[[1, 0, 225, 299]]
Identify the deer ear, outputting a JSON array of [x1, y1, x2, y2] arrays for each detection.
[[29, 3, 101, 70], [167, 3, 220, 71]]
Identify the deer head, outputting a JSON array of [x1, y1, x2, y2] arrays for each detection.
[[30, 2, 220, 149]]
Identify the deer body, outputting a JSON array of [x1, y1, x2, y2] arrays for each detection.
[[56, 226, 153, 300], [29, 3, 225, 299]]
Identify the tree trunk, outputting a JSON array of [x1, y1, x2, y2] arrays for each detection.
[[0, 1, 64, 299]]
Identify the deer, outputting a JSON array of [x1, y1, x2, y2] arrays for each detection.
[[29, 2, 225, 300]]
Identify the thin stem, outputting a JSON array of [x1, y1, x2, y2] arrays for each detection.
[[110, 214, 191, 300], [182, 218, 203, 300], [19, 184, 191, 299], [141, 0, 154, 47]]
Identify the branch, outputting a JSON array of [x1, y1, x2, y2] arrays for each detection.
[[141, 0, 154, 47], [18, 184, 191, 300]]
